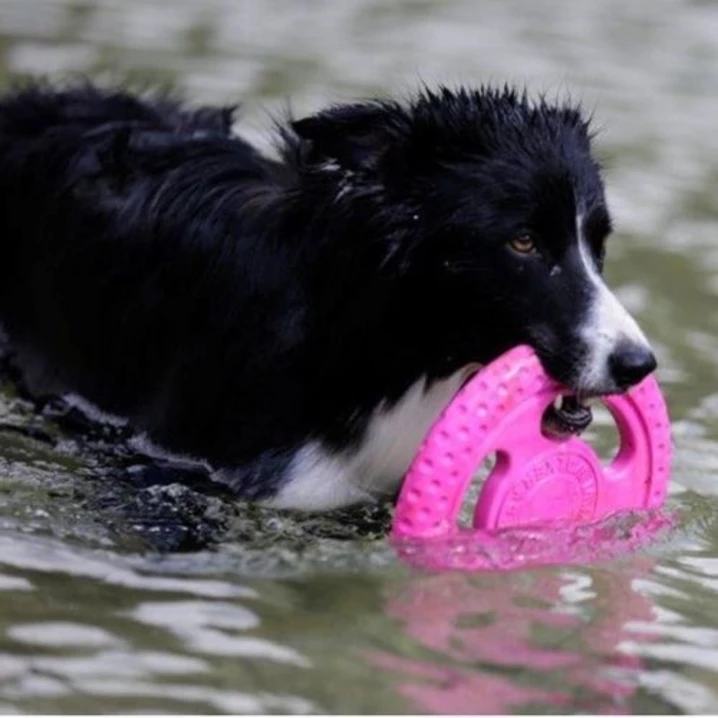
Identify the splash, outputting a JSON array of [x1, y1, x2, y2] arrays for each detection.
[[392, 508, 676, 572]]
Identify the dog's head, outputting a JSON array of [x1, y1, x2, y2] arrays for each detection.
[[291, 86, 655, 396]]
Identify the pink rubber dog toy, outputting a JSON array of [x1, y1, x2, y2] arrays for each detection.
[[392, 345, 672, 542]]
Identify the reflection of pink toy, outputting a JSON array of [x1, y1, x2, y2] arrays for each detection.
[[369, 559, 659, 713], [393, 345, 672, 542]]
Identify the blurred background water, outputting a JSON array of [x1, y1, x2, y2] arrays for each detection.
[[0, 0, 717, 713]]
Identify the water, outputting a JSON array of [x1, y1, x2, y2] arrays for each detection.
[[0, 0, 716, 712]]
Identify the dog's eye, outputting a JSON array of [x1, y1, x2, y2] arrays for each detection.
[[508, 234, 537, 255]]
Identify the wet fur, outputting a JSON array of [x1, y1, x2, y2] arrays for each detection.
[[0, 82, 653, 510]]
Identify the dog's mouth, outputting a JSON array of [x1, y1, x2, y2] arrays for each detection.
[[541, 395, 593, 439], [458, 362, 595, 439]]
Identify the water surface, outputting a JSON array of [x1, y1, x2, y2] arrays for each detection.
[[0, 0, 717, 712]]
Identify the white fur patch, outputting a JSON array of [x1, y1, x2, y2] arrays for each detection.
[[63, 393, 128, 427], [266, 366, 476, 511], [576, 216, 651, 391], [61, 393, 212, 473], [60, 362, 477, 512], [129, 432, 211, 472]]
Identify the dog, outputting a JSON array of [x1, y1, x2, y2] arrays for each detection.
[[0, 82, 655, 511]]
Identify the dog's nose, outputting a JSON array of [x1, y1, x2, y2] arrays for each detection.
[[608, 344, 657, 390]]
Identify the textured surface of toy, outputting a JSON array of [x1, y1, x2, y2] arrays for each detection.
[[392, 346, 672, 542]]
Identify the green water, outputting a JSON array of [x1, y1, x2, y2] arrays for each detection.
[[0, 0, 716, 712]]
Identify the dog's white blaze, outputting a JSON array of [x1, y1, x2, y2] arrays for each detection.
[[268, 367, 474, 511], [576, 216, 650, 390]]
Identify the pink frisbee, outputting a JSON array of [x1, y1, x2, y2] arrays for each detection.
[[392, 345, 672, 542]]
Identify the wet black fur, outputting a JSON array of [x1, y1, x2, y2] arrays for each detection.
[[0, 82, 611, 501]]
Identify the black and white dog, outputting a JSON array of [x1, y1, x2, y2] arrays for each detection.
[[0, 82, 655, 511]]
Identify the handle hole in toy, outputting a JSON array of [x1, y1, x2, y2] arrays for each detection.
[[541, 396, 592, 442], [540, 398, 621, 466], [457, 452, 512, 529], [584, 403, 621, 465]]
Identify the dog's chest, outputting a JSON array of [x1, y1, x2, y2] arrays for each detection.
[[268, 368, 472, 511]]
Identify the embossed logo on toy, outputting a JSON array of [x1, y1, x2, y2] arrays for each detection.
[[499, 451, 599, 526]]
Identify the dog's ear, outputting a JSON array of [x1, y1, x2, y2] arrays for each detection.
[[291, 103, 400, 173]]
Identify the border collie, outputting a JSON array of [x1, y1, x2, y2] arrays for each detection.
[[0, 82, 655, 511]]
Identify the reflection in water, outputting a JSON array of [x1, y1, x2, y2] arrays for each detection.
[[0, 0, 717, 712], [132, 600, 309, 665], [0, 532, 315, 713], [372, 562, 657, 713]]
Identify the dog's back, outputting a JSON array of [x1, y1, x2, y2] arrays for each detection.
[[0, 85, 304, 475]]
